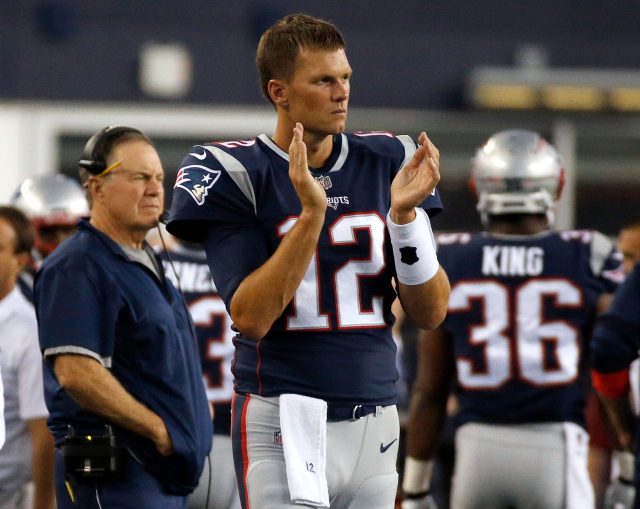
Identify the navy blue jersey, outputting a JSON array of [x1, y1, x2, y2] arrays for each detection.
[[160, 243, 234, 435], [437, 230, 622, 427], [168, 132, 442, 407], [591, 262, 640, 374]]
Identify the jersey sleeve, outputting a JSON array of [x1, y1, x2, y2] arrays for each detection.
[[590, 264, 640, 374], [203, 222, 270, 308], [16, 321, 48, 420], [34, 265, 116, 365], [167, 146, 257, 243]]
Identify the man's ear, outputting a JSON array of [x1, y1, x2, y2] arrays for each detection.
[[86, 177, 103, 203], [268, 79, 288, 108], [15, 251, 31, 271]]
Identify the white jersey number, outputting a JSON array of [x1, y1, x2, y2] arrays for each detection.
[[450, 279, 581, 389], [189, 295, 235, 403], [277, 213, 386, 330]]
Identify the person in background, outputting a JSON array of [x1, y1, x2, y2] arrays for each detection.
[[618, 220, 640, 276], [11, 174, 89, 300], [587, 218, 639, 508], [0, 206, 55, 509], [34, 125, 211, 508], [402, 129, 621, 509], [590, 218, 640, 509], [161, 238, 240, 509], [167, 13, 449, 509]]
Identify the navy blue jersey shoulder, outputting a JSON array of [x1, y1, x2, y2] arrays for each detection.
[[167, 132, 443, 407], [436, 229, 621, 428], [34, 221, 212, 494]]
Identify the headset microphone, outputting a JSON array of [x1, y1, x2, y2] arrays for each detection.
[[158, 211, 169, 225]]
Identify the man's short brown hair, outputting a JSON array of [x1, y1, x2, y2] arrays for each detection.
[[79, 129, 153, 207], [0, 206, 35, 255], [256, 13, 346, 105]]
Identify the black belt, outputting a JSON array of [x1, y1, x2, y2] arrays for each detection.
[[326, 404, 386, 422]]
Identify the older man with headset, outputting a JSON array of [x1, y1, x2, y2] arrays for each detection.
[[33, 126, 211, 509]]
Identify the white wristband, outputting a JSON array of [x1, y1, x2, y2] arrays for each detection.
[[614, 450, 635, 481], [402, 456, 434, 494], [387, 208, 439, 285]]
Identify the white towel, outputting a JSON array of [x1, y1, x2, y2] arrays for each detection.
[[279, 394, 330, 508]]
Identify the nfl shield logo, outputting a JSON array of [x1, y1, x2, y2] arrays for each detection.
[[315, 175, 332, 190], [273, 430, 283, 446]]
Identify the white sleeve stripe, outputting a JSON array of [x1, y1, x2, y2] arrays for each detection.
[[329, 134, 349, 173], [204, 146, 257, 215], [589, 231, 614, 276], [397, 134, 417, 170], [43, 346, 112, 368]]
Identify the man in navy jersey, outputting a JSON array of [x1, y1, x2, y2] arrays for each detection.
[[401, 129, 622, 509], [167, 13, 450, 509], [591, 220, 640, 509], [161, 240, 241, 509], [34, 126, 212, 509]]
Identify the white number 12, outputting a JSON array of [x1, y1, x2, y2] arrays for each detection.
[[277, 213, 387, 330]]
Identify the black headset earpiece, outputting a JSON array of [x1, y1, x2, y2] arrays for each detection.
[[78, 125, 143, 175]]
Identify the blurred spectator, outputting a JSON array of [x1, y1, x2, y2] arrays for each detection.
[[588, 218, 640, 508], [0, 205, 55, 509], [590, 218, 640, 509]]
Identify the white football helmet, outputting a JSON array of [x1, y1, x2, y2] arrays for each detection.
[[11, 174, 89, 257], [470, 129, 565, 226]]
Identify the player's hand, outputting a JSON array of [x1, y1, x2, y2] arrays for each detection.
[[288, 123, 327, 215], [401, 492, 438, 509], [390, 132, 439, 224], [603, 478, 635, 509]]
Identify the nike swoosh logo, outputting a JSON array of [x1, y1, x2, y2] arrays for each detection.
[[189, 148, 207, 160], [379, 438, 398, 453]]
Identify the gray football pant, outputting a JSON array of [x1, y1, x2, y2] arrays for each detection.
[[450, 422, 593, 509], [235, 394, 399, 509], [188, 434, 241, 509]]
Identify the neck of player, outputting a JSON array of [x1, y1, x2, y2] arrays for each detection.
[[488, 214, 549, 236], [273, 124, 334, 169]]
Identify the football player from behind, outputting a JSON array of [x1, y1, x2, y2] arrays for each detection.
[[11, 174, 89, 300], [402, 129, 622, 509], [161, 239, 240, 509]]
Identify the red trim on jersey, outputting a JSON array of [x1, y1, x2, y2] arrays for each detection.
[[591, 369, 630, 399], [241, 394, 251, 509], [256, 339, 263, 395]]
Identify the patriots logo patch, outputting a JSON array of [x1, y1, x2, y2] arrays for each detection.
[[174, 165, 221, 206], [399, 246, 419, 265]]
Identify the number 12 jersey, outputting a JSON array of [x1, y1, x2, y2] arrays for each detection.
[[167, 132, 442, 407]]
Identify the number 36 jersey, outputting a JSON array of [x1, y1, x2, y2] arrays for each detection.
[[437, 230, 622, 427], [167, 132, 442, 407]]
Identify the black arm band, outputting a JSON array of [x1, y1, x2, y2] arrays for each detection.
[[403, 490, 431, 500]]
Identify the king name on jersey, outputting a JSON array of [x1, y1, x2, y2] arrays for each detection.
[[164, 260, 217, 293], [481, 245, 544, 276]]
